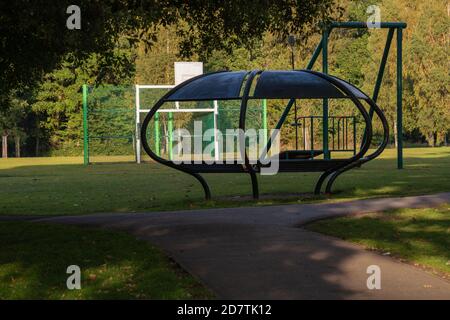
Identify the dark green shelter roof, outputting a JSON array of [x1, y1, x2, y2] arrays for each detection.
[[164, 70, 368, 101]]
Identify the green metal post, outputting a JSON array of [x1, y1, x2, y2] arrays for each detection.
[[82, 84, 89, 165], [397, 28, 403, 169], [263, 98, 295, 154], [215, 101, 219, 160], [306, 39, 323, 70], [322, 29, 330, 159], [372, 28, 395, 104], [168, 112, 173, 160], [262, 99, 268, 147], [154, 112, 160, 156], [361, 28, 395, 149]]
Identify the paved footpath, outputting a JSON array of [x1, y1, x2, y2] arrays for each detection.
[[31, 193, 450, 299]]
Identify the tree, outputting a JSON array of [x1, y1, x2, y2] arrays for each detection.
[[31, 44, 135, 155], [407, 1, 449, 146], [135, 25, 186, 85], [1, 1, 338, 104], [359, 0, 409, 147], [0, 90, 30, 157]]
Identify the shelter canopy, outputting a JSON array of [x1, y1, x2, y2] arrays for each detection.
[[164, 70, 368, 102]]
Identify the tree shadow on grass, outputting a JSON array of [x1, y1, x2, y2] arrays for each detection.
[[39, 207, 450, 299], [98, 220, 366, 299], [0, 221, 212, 299]]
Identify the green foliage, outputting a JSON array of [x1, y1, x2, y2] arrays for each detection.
[[363, 0, 449, 147], [0, 1, 337, 99], [2, 1, 449, 156], [32, 62, 84, 152], [87, 85, 135, 156], [0, 90, 30, 136], [176, 1, 340, 59], [0, 89, 32, 157], [135, 26, 181, 85], [334, 34, 370, 87], [30, 44, 135, 155], [406, 0, 450, 146]]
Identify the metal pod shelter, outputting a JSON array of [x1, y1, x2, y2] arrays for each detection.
[[140, 69, 390, 199]]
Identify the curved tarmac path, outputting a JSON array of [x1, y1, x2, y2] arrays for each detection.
[[27, 193, 450, 299]]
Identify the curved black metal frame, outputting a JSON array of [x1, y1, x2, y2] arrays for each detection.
[[303, 70, 373, 194], [238, 70, 262, 198], [140, 69, 388, 200], [324, 97, 389, 193], [140, 71, 232, 200], [308, 73, 389, 194]]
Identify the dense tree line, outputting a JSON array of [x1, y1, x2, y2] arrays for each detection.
[[0, 0, 337, 157], [0, 0, 448, 157]]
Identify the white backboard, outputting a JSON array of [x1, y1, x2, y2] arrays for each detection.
[[174, 62, 203, 85]]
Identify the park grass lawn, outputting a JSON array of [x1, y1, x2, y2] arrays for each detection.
[[306, 204, 450, 278], [0, 221, 213, 299], [0, 147, 449, 216]]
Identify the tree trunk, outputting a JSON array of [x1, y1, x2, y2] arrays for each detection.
[[14, 136, 20, 157], [436, 132, 445, 147], [393, 121, 398, 148], [2, 134, 8, 158], [425, 133, 435, 147]]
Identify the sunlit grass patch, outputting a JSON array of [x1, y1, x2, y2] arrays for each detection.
[[306, 204, 450, 278]]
